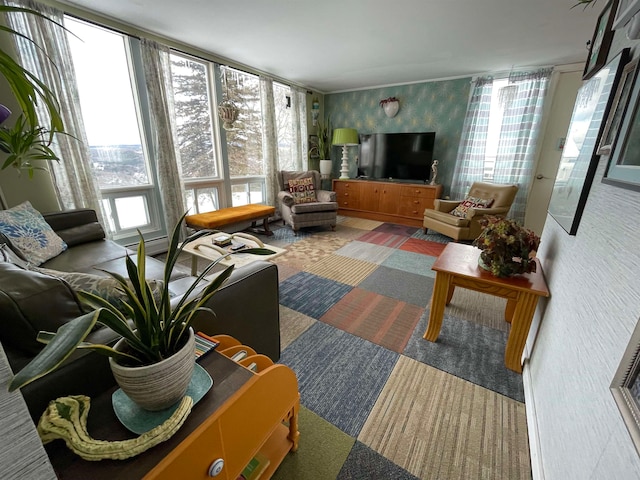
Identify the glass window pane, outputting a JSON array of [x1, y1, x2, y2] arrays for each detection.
[[231, 184, 249, 206], [170, 54, 218, 178], [115, 196, 149, 229], [221, 67, 264, 177], [249, 182, 264, 204], [184, 189, 196, 215], [65, 18, 150, 188], [196, 188, 220, 213]]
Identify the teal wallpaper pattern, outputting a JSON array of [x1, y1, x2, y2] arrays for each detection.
[[324, 77, 471, 195]]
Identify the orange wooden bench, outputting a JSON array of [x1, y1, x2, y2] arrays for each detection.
[[185, 204, 276, 236]]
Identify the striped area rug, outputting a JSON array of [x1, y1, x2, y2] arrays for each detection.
[[304, 255, 379, 286]]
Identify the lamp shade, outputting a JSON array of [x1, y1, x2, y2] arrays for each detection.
[[332, 128, 358, 146]]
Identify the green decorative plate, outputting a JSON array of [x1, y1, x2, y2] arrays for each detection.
[[112, 363, 213, 434]]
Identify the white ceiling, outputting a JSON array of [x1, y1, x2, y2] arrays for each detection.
[[59, 0, 603, 93]]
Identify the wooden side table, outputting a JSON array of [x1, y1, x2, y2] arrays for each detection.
[[45, 340, 299, 479], [423, 242, 549, 373]]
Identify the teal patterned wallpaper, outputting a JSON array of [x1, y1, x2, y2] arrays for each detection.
[[324, 77, 471, 195]]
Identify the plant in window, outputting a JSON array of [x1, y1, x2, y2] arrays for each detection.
[[316, 115, 332, 160], [472, 216, 540, 278]]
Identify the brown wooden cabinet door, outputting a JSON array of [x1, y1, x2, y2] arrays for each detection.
[[359, 182, 380, 211], [378, 183, 401, 215]]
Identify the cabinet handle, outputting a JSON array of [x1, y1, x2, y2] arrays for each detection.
[[208, 459, 224, 477], [413, 200, 419, 204]]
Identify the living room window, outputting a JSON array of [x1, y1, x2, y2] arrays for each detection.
[[65, 17, 161, 240]]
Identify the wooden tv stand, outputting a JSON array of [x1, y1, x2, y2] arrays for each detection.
[[333, 179, 443, 227], [45, 336, 299, 480]]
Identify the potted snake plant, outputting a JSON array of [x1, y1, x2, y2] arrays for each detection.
[[8, 213, 274, 411]]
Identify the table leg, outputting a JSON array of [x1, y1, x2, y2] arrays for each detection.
[[505, 299, 516, 323], [288, 402, 300, 452], [190, 255, 198, 276], [424, 271, 452, 342], [504, 292, 539, 373], [445, 284, 455, 305]]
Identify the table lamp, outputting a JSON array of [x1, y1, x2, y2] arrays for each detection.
[[332, 128, 358, 179]]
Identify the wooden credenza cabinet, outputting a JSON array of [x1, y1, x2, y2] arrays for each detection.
[[333, 179, 443, 227]]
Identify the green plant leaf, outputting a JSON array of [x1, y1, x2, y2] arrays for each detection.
[[8, 310, 100, 391]]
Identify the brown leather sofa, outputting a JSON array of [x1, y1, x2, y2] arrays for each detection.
[[423, 182, 519, 241], [0, 209, 280, 420]]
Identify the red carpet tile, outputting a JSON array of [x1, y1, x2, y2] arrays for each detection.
[[356, 231, 408, 249], [320, 288, 424, 353], [399, 238, 448, 257]]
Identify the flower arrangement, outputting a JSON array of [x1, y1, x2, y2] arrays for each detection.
[[472, 216, 540, 278], [379, 96, 399, 107]]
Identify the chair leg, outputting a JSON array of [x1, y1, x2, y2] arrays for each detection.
[[424, 228, 428, 234]]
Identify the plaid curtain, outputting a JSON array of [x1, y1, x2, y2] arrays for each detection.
[[450, 77, 494, 200], [494, 69, 552, 222]]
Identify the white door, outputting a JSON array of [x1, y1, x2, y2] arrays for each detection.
[[525, 68, 583, 235]]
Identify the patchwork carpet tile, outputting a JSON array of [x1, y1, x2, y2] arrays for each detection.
[[403, 311, 524, 402], [334, 240, 394, 264], [411, 229, 452, 244], [372, 223, 418, 236], [337, 442, 420, 480], [279, 322, 399, 437], [279, 305, 316, 350], [304, 254, 379, 286], [317, 225, 367, 242], [337, 216, 383, 230], [355, 230, 409, 249], [276, 262, 301, 283], [274, 236, 353, 270], [381, 249, 438, 278], [320, 288, 424, 353], [446, 287, 509, 332], [279, 272, 353, 319], [359, 265, 434, 307], [272, 406, 355, 480], [359, 356, 530, 480], [400, 237, 448, 257]]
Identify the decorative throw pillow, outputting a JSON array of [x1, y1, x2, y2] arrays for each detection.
[[287, 176, 317, 204], [33, 267, 164, 314], [450, 196, 494, 218], [0, 201, 67, 265]]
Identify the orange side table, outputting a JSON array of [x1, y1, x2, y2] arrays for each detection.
[[423, 242, 549, 373]]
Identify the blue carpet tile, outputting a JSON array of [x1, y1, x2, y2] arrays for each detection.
[[280, 272, 353, 319], [359, 265, 434, 307], [337, 442, 420, 480], [279, 322, 399, 437], [403, 310, 524, 402], [381, 249, 438, 278]]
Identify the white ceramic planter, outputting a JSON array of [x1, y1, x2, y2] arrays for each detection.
[[109, 328, 196, 411], [382, 101, 400, 118], [319, 159, 332, 179]]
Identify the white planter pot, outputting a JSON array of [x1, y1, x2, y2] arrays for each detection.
[[382, 101, 400, 118], [109, 328, 196, 411], [319, 159, 332, 179]]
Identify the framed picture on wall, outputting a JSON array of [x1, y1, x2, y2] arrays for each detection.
[[613, 0, 640, 29], [548, 48, 629, 235], [583, 0, 619, 80], [611, 317, 640, 457], [598, 57, 639, 155], [603, 52, 640, 191]]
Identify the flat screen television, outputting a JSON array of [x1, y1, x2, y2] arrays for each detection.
[[357, 132, 435, 183]]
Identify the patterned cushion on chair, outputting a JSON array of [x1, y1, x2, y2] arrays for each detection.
[[287, 176, 317, 204], [450, 196, 494, 218]]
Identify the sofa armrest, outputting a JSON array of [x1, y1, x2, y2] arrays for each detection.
[[432, 199, 460, 213], [43, 209, 106, 247], [277, 190, 295, 207], [189, 261, 281, 362], [466, 206, 511, 220], [317, 190, 336, 202]]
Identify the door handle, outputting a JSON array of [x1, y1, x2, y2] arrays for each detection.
[[536, 174, 548, 180]]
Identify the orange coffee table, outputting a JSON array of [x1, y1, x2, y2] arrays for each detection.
[[423, 242, 549, 373]]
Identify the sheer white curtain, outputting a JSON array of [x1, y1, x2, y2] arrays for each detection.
[[259, 76, 279, 208], [290, 86, 308, 171], [140, 38, 186, 236], [5, 0, 106, 227]]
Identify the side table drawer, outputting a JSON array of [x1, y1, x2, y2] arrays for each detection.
[[400, 185, 436, 199], [399, 197, 427, 218]]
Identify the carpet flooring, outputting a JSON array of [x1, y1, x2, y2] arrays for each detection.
[[187, 217, 531, 479]]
